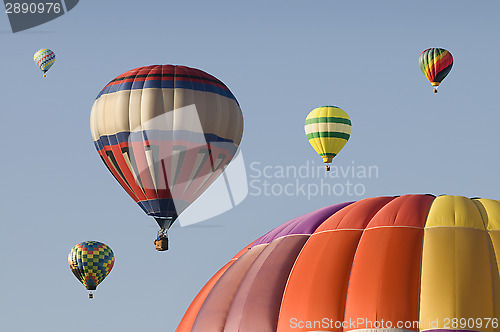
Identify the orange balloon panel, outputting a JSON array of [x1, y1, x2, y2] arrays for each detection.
[[177, 195, 500, 332]]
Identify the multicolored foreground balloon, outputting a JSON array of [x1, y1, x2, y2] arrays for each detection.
[[418, 48, 453, 93], [178, 194, 500, 332], [33, 49, 55, 77], [68, 241, 114, 298], [90, 65, 244, 249], [305, 106, 351, 171]]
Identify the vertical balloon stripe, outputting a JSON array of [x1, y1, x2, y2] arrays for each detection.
[[420, 196, 494, 332], [176, 241, 256, 332], [69, 245, 85, 284], [108, 143, 147, 200], [278, 197, 395, 332], [133, 82, 161, 200], [277, 231, 363, 332], [99, 150, 143, 201], [191, 245, 266, 332], [471, 198, 500, 329], [224, 236, 309, 331], [176, 260, 235, 332], [344, 195, 433, 332]]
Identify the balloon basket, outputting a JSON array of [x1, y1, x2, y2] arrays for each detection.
[[325, 165, 331, 171], [434, 88, 437, 93], [88, 292, 93, 299], [155, 237, 169, 251]]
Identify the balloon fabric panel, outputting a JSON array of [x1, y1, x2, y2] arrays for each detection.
[[420, 196, 495, 330], [473, 198, 500, 320], [224, 236, 309, 331], [176, 260, 234, 332], [190, 245, 266, 332], [177, 241, 257, 332]]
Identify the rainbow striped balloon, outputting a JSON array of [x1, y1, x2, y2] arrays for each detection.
[[33, 49, 55, 77], [418, 48, 453, 92], [68, 241, 114, 295]]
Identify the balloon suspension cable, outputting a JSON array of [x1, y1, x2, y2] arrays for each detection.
[[157, 228, 168, 240], [88, 291, 93, 299], [154, 216, 175, 231]]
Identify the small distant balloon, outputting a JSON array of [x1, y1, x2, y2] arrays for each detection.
[[68, 241, 114, 299], [305, 106, 351, 171], [418, 48, 453, 93], [33, 49, 55, 77]]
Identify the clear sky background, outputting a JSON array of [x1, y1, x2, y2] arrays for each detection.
[[1, 1, 500, 331]]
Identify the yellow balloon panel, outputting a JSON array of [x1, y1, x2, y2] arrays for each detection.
[[420, 196, 495, 332]]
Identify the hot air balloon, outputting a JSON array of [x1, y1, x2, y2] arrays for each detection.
[[68, 241, 115, 299], [90, 65, 244, 251], [305, 106, 351, 171], [177, 194, 500, 332], [33, 48, 55, 77], [419, 48, 453, 93]]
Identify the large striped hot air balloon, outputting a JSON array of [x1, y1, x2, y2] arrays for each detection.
[[90, 65, 244, 250], [33, 48, 55, 77], [68, 241, 115, 299], [177, 194, 500, 332], [305, 106, 351, 171], [418, 48, 453, 93]]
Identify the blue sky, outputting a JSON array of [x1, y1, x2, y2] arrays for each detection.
[[1, 1, 500, 331]]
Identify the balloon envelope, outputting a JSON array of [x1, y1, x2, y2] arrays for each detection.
[[33, 49, 55, 76], [305, 106, 351, 164], [90, 65, 244, 229], [419, 48, 453, 90], [177, 194, 500, 332], [68, 241, 114, 291]]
